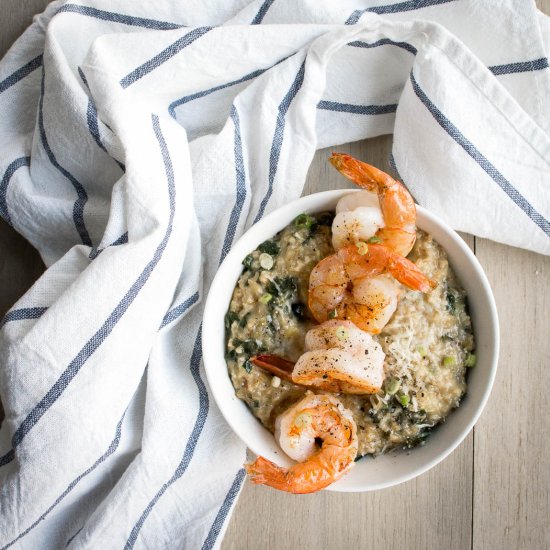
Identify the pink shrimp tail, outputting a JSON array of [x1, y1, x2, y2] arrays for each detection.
[[329, 153, 394, 191], [245, 456, 279, 485]]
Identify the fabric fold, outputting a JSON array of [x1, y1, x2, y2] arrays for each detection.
[[0, 1, 548, 548]]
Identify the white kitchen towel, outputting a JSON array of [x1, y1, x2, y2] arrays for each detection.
[[0, 0, 548, 548]]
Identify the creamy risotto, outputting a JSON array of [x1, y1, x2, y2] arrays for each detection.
[[225, 212, 475, 457]]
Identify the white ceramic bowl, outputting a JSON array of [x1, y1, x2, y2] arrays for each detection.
[[203, 190, 499, 492]]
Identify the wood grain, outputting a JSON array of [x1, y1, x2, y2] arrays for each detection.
[[472, 241, 550, 549]]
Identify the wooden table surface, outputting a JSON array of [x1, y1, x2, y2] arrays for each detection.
[[1, 3, 549, 549]]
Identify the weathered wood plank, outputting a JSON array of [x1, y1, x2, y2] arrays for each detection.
[[472, 240, 550, 549], [472, 3, 550, 547]]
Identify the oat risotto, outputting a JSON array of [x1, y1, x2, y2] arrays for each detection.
[[225, 212, 475, 457]]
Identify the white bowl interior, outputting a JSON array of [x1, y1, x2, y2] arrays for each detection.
[[203, 190, 499, 492]]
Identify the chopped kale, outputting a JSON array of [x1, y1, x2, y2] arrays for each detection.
[[224, 311, 239, 332], [232, 338, 262, 355], [258, 240, 280, 256], [446, 291, 456, 314], [266, 276, 297, 300], [242, 254, 256, 271], [316, 211, 335, 226], [291, 302, 307, 321], [225, 349, 238, 360], [243, 359, 254, 373], [293, 213, 315, 229], [238, 312, 250, 328], [407, 429, 432, 448]]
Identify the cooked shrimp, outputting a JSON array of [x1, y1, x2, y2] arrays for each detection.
[[252, 320, 385, 394], [330, 153, 417, 256], [245, 393, 357, 493], [308, 242, 435, 333]]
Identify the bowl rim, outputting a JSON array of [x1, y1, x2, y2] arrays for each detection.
[[202, 189, 499, 492]]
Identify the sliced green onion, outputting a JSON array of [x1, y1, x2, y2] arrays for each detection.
[[399, 394, 410, 407], [335, 325, 349, 340], [417, 345, 428, 357], [259, 253, 274, 270], [328, 309, 338, 319], [367, 236, 382, 244], [385, 378, 401, 395], [356, 241, 369, 255], [243, 360, 253, 373], [465, 353, 476, 367], [294, 213, 315, 229], [442, 355, 456, 367], [259, 293, 273, 304]]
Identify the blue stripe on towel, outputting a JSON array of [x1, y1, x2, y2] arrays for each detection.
[[489, 57, 549, 75], [88, 231, 129, 260], [317, 100, 398, 115], [347, 38, 547, 77], [125, 101, 250, 546], [410, 72, 550, 238], [346, 0, 456, 23], [124, 327, 208, 549], [347, 38, 417, 55], [253, 61, 306, 223], [160, 291, 200, 329], [168, 68, 267, 118], [0, 114, 177, 467], [251, 0, 276, 24], [39, 68, 92, 246], [78, 68, 125, 172], [1, 412, 127, 550], [219, 106, 247, 263], [0, 307, 48, 330], [120, 27, 212, 88], [201, 469, 246, 550], [0, 156, 31, 225], [0, 55, 42, 94], [56, 4, 184, 30], [168, 55, 292, 118]]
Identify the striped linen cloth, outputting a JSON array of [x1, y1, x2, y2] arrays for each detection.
[[0, 0, 549, 548]]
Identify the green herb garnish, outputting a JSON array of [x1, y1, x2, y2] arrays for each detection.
[[243, 360, 253, 373], [446, 292, 456, 314], [224, 311, 239, 331], [258, 240, 279, 255], [294, 213, 315, 229], [242, 254, 255, 271], [259, 293, 273, 304], [385, 378, 401, 395], [442, 355, 456, 367]]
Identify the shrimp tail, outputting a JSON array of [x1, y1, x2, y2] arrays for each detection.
[[329, 153, 394, 191], [250, 355, 295, 382], [244, 454, 346, 494], [245, 456, 284, 487], [387, 253, 437, 292], [245, 456, 309, 494]]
